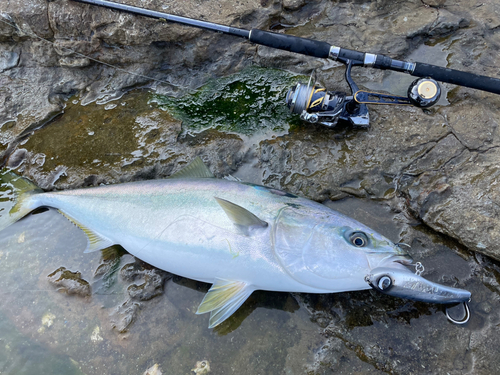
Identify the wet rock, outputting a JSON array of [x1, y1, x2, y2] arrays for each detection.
[[422, 0, 446, 7], [121, 262, 172, 301], [5, 148, 27, 169], [144, 364, 163, 375], [0, 0, 281, 157], [282, 0, 306, 11], [446, 101, 500, 151], [404, 133, 464, 175], [110, 299, 141, 334], [107, 258, 172, 333], [406, 147, 500, 261], [47, 266, 91, 297], [0, 49, 19, 72], [191, 360, 211, 374]]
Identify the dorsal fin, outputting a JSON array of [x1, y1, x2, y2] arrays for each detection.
[[196, 278, 255, 328], [169, 157, 215, 179], [58, 210, 115, 253], [223, 174, 241, 182], [214, 197, 268, 235]]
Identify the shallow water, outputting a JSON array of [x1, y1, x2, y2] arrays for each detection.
[[1, 178, 499, 374], [0, 208, 323, 374]]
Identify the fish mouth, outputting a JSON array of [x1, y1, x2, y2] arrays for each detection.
[[394, 242, 412, 254], [382, 252, 414, 267], [389, 242, 414, 265], [391, 254, 414, 266]]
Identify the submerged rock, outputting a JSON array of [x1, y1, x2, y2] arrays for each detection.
[[121, 261, 172, 302], [47, 266, 91, 297], [191, 360, 211, 374], [144, 364, 163, 375], [107, 257, 172, 333]]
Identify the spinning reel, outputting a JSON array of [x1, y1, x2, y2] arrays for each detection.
[[286, 61, 441, 128]]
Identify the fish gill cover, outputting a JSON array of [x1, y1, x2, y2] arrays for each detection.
[[151, 66, 305, 136]]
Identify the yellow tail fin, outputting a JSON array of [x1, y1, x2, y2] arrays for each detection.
[[0, 171, 42, 231]]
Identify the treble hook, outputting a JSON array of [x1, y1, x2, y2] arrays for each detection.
[[445, 301, 470, 325]]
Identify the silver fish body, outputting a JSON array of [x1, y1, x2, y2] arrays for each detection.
[[1, 159, 471, 327], [22, 177, 407, 293]]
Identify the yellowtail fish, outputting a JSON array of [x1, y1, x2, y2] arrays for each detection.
[[0, 158, 470, 328]]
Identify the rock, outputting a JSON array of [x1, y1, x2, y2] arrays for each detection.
[[144, 364, 163, 375], [282, 0, 306, 11], [0, 48, 19, 72], [406, 147, 500, 260], [191, 360, 210, 374], [0, 0, 281, 157], [2, 0, 500, 372], [47, 266, 92, 297], [122, 263, 172, 302], [107, 257, 172, 333], [110, 299, 141, 334]]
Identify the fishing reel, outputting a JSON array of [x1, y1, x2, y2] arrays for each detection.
[[286, 61, 441, 128]]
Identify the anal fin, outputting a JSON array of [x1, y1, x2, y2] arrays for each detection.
[[58, 210, 115, 253], [196, 278, 255, 328]]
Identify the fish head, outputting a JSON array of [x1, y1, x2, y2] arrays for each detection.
[[273, 205, 412, 291]]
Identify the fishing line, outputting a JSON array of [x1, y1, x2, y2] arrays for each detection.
[[0, 15, 177, 89], [0, 15, 270, 104]]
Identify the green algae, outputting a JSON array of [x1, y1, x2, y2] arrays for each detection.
[[152, 66, 304, 136], [21, 92, 152, 173]]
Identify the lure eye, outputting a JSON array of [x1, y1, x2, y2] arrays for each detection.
[[378, 276, 392, 291], [350, 232, 368, 247]]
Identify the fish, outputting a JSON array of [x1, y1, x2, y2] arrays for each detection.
[[0, 158, 471, 328]]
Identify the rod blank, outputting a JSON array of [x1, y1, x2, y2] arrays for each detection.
[[71, 0, 250, 38]]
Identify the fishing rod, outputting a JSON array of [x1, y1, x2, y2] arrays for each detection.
[[71, 0, 500, 128]]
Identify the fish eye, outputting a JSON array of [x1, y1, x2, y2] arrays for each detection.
[[378, 276, 392, 291], [350, 232, 368, 247]]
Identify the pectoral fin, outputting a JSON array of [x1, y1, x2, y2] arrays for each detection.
[[58, 210, 115, 253], [196, 278, 255, 328], [214, 197, 268, 235]]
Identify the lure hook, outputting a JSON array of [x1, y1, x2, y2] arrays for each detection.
[[445, 301, 470, 325]]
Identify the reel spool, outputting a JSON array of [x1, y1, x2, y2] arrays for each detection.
[[286, 61, 441, 128], [286, 83, 346, 127]]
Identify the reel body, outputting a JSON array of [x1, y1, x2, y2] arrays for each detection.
[[286, 61, 441, 128]]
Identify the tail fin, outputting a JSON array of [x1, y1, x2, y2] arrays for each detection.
[[0, 171, 42, 231]]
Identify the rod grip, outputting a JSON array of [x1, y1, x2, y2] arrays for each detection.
[[249, 29, 331, 58], [412, 62, 500, 95]]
